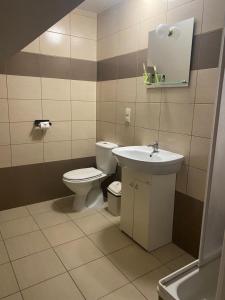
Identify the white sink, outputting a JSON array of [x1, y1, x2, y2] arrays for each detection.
[[112, 146, 184, 175]]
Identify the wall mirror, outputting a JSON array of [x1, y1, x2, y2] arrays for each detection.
[[146, 17, 194, 88]]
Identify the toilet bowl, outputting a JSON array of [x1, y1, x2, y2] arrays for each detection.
[[63, 142, 118, 211]]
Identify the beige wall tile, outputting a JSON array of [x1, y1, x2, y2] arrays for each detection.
[[0, 146, 11, 168], [116, 102, 135, 126], [0, 123, 10, 145], [100, 102, 116, 123], [196, 68, 219, 103], [100, 80, 117, 102], [117, 78, 137, 102], [48, 15, 70, 35], [72, 101, 96, 121], [192, 104, 214, 138], [71, 13, 97, 40], [22, 38, 40, 54], [134, 127, 158, 145], [167, 0, 204, 34], [168, 0, 194, 10], [40, 32, 70, 58], [73, 8, 97, 19], [44, 141, 72, 162], [71, 80, 96, 101], [202, 0, 225, 32], [187, 167, 207, 201], [116, 124, 134, 146], [42, 100, 71, 121], [99, 122, 116, 143], [98, 6, 120, 39], [160, 103, 194, 135], [118, 0, 141, 30], [136, 77, 162, 102], [190, 136, 211, 170], [72, 139, 96, 158], [12, 143, 43, 166], [159, 131, 191, 164], [119, 25, 138, 56], [139, 0, 168, 22], [164, 71, 197, 103], [7, 76, 41, 100], [9, 100, 42, 122], [71, 36, 96, 61], [0, 75, 7, 98], [96, 101, 100, 121], [0, 100, 9, 122], [44, 121, 72, 142], [98, 33, 120, 60], [42, 78, 70, 101], [72, 121, 96, 140], [135, 103, 160, 129], [10, 122, 43, 144], [176, 164, 188, 193]]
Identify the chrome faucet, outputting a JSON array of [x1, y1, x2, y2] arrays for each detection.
[[148, 141, 159, 157]]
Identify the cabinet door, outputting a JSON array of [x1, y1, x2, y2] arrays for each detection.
[[133, 180, 151, 250], [120, 168, 135, 237]]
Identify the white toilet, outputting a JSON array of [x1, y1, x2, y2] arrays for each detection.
[[63, 141, 118, 211]]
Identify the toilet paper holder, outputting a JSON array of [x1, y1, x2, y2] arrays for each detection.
[[34, 120, 52, 129]]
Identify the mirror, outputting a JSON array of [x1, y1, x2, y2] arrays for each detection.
[[146, 17, 194, 88]]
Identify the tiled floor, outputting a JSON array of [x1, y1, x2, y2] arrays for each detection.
[[0, 197, 194, 300]]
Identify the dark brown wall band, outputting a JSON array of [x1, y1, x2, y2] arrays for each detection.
[[98, 28, 223, 81], [0, 157, 95, 211], [0, 29, 222, 82]]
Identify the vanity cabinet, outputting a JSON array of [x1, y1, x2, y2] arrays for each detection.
[[120, 167, 176, 252]]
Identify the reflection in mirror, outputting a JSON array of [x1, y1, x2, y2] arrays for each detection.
[[146, 18, 194, 88]]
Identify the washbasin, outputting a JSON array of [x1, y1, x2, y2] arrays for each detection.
[[112, 146, 184, 175]]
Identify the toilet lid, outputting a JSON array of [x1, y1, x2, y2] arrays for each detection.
[[63, 168, 103, 181]]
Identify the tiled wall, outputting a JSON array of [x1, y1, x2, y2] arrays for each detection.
[[0, 9, 97, 168], [96, 0, 225, 202]]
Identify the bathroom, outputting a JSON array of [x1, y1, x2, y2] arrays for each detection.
[[0, 0, 225, 299]]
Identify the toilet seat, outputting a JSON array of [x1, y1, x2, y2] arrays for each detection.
[[63, 167, 105, 183]]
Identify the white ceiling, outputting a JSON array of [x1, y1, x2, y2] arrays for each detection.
[[78, 0, 123, 13]]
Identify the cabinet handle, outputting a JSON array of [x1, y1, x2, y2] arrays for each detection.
[[129, 182, 134, 188], [135, 184, 139, 190]]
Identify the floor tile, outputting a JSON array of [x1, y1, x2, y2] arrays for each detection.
[[22, 273, 84, 300], [101, 284, 146, 300], [12, 249, 66, 289], [74, 213, 113, 235], [55, 237, 103, 270], [0, 207, 29, 224], [5, 231, 50, 261], [166, 254, 195, 272], [27, 200, 55, 215], [70, 257, 128, 300], [0, 216, 39, 239], [33, 211, 70, 229], [98, 207, 120, 226], [67, 207, 97, 220], [152, 243, 185, 264], [133, 267, 171, 300], [0, 240, 9, 264], [89, 226, 133, 254], [0, 263, 19, 298], [3, 293, 23, 300], [108, 244, 161, 280], [42, 221, 84, 247]]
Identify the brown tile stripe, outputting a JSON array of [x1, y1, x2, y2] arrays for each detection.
[[173, 191, 204, 258], [98, 28, 223, 81], [1, 52, 97, 81], [0, 157, 95, 211], [0, 29, 222, 81]]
